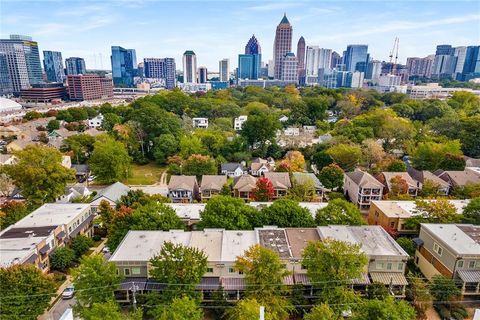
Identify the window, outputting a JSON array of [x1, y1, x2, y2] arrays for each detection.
[[131, 267, 141, 275], [116, 269, 119, 275], [228, 267, 235, 273], [124, 268, 130, 276], [433, 243, 443, 256], [386, 263, 392, 270], [476, 261, 480, 268], [468, 261, 475, 268], [389, 222, 395, 229], [457, 260, 464, 268], [376, 262, 384, 270], [398, 262, 404, 271], [206, 268, 213, 273]]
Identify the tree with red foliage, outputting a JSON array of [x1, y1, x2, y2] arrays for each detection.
[[252, 177, 275, 202], [389, 176, 409, 197]]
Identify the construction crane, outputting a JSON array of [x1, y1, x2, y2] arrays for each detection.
[[388, 37, 399, 75]]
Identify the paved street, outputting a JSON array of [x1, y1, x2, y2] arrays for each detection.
[[48, 297, 76, 320]]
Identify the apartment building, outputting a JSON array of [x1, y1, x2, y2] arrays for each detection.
[[415, 224, 480, 296]]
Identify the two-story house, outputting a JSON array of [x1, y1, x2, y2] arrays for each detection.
[[435, 169, 480, 193], [263, 172, 291, 199], [344, 170, 384, 211], [376, 172, 419, 198], [168, 176, 199, 203], [232, 175, 257, 201], [220, 162, 246, 178], [249, 158, 275, 177], [200, 175, 227, 201], [192, 118, 209, 129], [407, 168, 450, 195], [291, 172, 329, 201], [415, 224, 480, 297]]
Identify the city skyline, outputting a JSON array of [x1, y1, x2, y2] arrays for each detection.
[[1, 1, 478, 71]]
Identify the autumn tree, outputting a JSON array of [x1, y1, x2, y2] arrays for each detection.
[[252, 177, 274, 201], [182, 154, 217, 177], [5, 145, 75, 205], [315, 199, 364, 226], [405, 199, 461, 231], [280, 151, 305, 172], [0, 265, 56, 320], [318, 163, 344, 190], [361, 139, 386, 169], [388, 175, 409, 198]]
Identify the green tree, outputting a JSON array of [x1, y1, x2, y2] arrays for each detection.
[[89, 134, 132, 184], [326, 143, 362, 171], [438, 153, 466, 171], [199, 195, 258, 230], [46, 119, 60, 131], [241, 113, 281, 149], [411, 141, 463, 171], [260, 199, 315, 227], [50, 247, 75, 271], [405, 199, 461, 231], [5, 145, 75, 205], [366, 282, 390, 300], [318, 163, 344, 190], [384, 159, 407, 172], [462, 197, 480, 225], [459, 115, 480, 157], [149, 242, 207, 301], [182, 154, 217, 177], [396, 237, 416, 256], [107, 202, 183, 251], [101, 113, 122, 131], [406, 274, 433, 319], [304, 303, 338, 320], [227, 298, 261, 320], [430, 275, 461, 303], [72, 254, 123, 309], [82, 301, 123, 320], [0, 201, 29, 229], [71, 235, 94, 259], [179, 135, 207, 158], [0, 265, 56, 320], [153, 134, 178, 164], [288, 178, 316, 202], [315, 199, 364, 226], [352, 296, 416, 320], [62, 134, 96, 164], [152, 296, 203, 320]]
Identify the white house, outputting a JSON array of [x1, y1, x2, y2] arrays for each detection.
[[234, 115, 248, 131], [279, 115, 289, 122], [192, 118, 209, 129], [303, 125, 316, 134], [284, 127, 300, 136], [88, 114, 104, 129], [221, 162, 247, 177]]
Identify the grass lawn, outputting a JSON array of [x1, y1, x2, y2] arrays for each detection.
[[122, 163, 165, 185]]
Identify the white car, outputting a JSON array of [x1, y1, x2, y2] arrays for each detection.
[[102, 247, 110, 254], [62, 286, 75, 299]]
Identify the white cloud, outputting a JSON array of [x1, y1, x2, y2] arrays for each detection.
[[247, 2, 302, 11]]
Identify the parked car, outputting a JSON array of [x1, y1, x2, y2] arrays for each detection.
[[102, 246, 110, 254], [87, 175, 96, 182], [62, 286, 75, 299]]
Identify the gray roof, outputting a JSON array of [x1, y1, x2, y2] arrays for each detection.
[[263, 172, 292, 189], [221, 162, 244, 172], [168, 175, 198, 191], [291, 172, 327, 190], [345, 171, 384, 188], [407, 168, 449, 188], [201, 175, 227, 191], [421, 224, 480, 256], [71, 164, 89, 174], [92, 182, 130, 202]]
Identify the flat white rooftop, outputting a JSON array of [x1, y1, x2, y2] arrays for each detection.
[[166, 203, 206, 220], [221, 230, 256, 262], [421, 224, 480, 256], [14, 203, 91, 228], [0, 237, 44, 267]]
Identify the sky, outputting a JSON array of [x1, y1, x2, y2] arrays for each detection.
[[1, 0, 479, 72]]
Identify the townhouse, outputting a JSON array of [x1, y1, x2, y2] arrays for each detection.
[[168, 175, 199, 203], [232, 175, 257, 201], [407, 168, 450, 195], [368, 199, 469, 234], [291, 172, 329, 201], [0, 203, 94, 272], [415, 224, 480, 297], [263, 172, 291, 199], [200, 175, 227, 201], [376, 171, 419, 198], [344, 170, 384, 211]]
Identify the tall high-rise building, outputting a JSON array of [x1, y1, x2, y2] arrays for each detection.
[[67, 74, 113, 101], [111, 46, 136, 87], [431, 45, 456, 78], [296, 36, 306, 82], [0, 53, 13, 95], [182, 50, 197, 83], [330, 51, 342, 69], [343, 45, 368, 72], [245, 35, 261, 55], [43, 51, 65, 83], [0, 34, 43, 94], [198, 66, 207, 83], [453, 46, 467, 80], [459, 46, 480, 81], [219, 59, 229, 82], [65, 57, 86, 75], [273, 14, 293, 79], [281, 52, 298, 82], [365, 60, 382, 82], [143, 57, 176, 89], [305, 46, 332, 76], [406, 56, 434, 79]]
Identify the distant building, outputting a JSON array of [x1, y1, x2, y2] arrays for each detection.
[[378, 74, 401, 87], [296, 36, 306, 83], [330, 51, 342, 69], [238, 35, 262, 80], [234, 115, 247, 131], [88, 114, 104, 128], [111, 46, 136, 87], [280, 53, 297, 82], [182, 50, 197, 83], [406, 56, 433, 79], [457, 46, 480, 81], [0, 34, 43, 94], [20, 83, 66, 102], [143, 57, 176, 89], [343, 44, 368, 72], [0, 52, 13, 95], [366, 60, 382, 83], [67, 74, 113, 101], [43, 51, 65, 83], [431, 45, 456, 79], [245, 34, 261, 55], [273, 14, 293, 80], [305, 46, 332, 84], [219, 58, 229, 82], [198, 66, 207, 83], [192, 117, 208, 128], [65, 57, 86, 75]]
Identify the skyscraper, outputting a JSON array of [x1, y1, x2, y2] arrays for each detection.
[[43, 51, 65, 83], [0, 34, 43, 94], [143, 57, 176, 89], [281, 52, 298, 82], [65, 57, 86, 75], [305, 46, 332, 76], [296, 36, 306, 83], [111, 46, 136, 87], [365, 60, 382, 82], [406, 56, 434, 79], [198, 66, 207, 83], [453, 47, 467, 80], [273, 14, 293, 79], [330, 51, 342, 69], [127, 49, 138, 76], [459, 46, 480, 81], [245, 35, 261, 55], [183, 50, 197, 83], [0, 53, 13, 95], [219, 59, 229, 82], [431, 45, 456, 78], [343, 45, 368, 72]]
